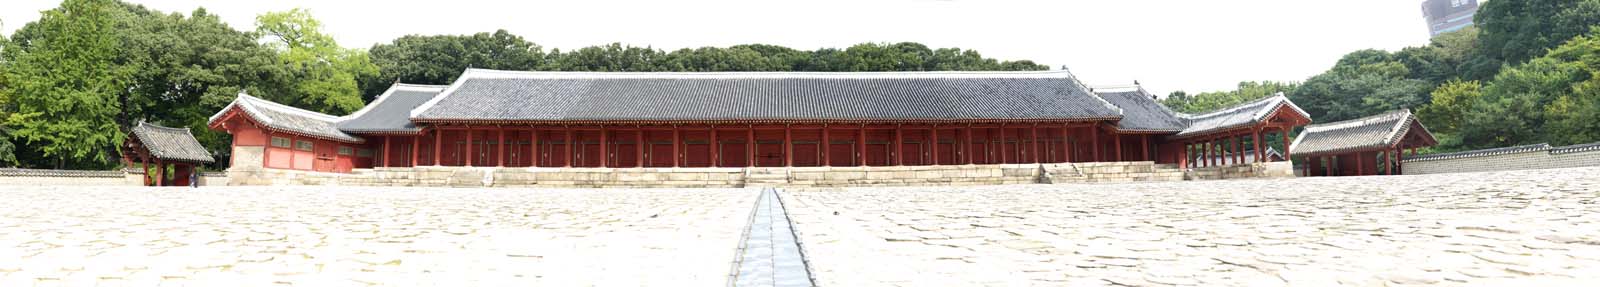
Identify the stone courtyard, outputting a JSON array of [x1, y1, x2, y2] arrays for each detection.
[[0, 167, 1597, 286]]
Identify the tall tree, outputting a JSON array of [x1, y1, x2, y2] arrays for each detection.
[[365, 30, 544, 99], [0, 19, 15, 166], [1466, 0, 1600, 79], [256, 8, 375, 115], [1162, 81, 1298, 114], [2, 0, 131, 168], [1291, 49, 1433, 122]]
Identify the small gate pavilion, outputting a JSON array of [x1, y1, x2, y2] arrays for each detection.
[[1289, 109, 1437, 176], [122, 121, 215, 186]]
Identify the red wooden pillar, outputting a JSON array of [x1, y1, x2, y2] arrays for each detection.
[[1031, 125, 1041, 163], [1113, 133, 1123, 162], [141, 152, 151, 186], [380, 135, 390, 168], [711, 126, 719, 167], [1281, 127, 1292, 158], [858, 126, 867, 166], [496, 130, 506, 167], [465, 129, 476, 167], [1061, 125, 1072, 163], [531, 127, 541, 167], [965, 125, 975, 165], [748, 127, 756, 167], [997, 127, 1009, 164], [672, 126, 681, 168], [636, 128, 645, 168], [1206, 140, 1214, 167], [1090, 126, 1100, 162], [411, 133, 421, 167], [893, 125, 903, 166], [564, 127, 574, 167], [1140, 134, 1149, 162], [598, 126, 608, 168], [784, 125, 794, 167], [1324, 156, 1333, 176], [434, 129, 444, 166], [1252, 130, 1263, 163], [822, 125, 831, 166], [931, 127, 940, 165]]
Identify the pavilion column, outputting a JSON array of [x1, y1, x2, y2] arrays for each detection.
[[1140, 134, 1149, 162], [1032, 125, 1041, 163], [997, 127, 1008, 164], [599, 126, 608, 168], [565, 127, 574, 167], [822, 125, 832, 166], [711, 126, 719, 167], [931, 127, 940, 165], [1253, 130, 1263, 163], [531, 127, 541, 167], [858, 127, 868, 166], [672, 126, 681, 168], [893, 126, 903, 166], [434, 129, 443, 166], [1281, 127, 1292, 158], [636, 129, 645, 168], [748, 127, 756, 167], [1325, 156, 1333, 176], [411, 132, 421, 167], [1206, 140, 1215, 167], [497, 130, 506, 167], [965, 125, 975, 165], [1062, 125, 1072, 163], [1090, 127, 1100, 162], [1114, 133, 1123, 162], [466, 129, 475, 167], [381, 136, 390, 168], [142, 152, 151, 186], [785, 125, 794, 167]]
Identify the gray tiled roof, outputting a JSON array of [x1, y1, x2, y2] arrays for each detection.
[[1172, 94, 1309, 138], [337, 84, 447, 133], [1289, 109, 1430, 157], [412, 69, 1125, 123], [207, 94, 364, 143], [1095, 88, 1185, 132], [129, 121, 215, 164]]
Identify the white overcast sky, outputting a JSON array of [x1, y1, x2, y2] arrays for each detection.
[[2, 0, 1435, 95]]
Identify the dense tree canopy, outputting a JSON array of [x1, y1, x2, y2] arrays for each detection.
[[1161, 81, 1297, 114], [2, 0, 130, 168], [1467, 0, 1600, 79], [0, 0, 1051, 169]]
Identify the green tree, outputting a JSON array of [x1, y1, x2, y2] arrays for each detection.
[[1466, 0, 1600, 79], [365, 29, 545, 98], [256, 8, 375, 115], [1162, 81, 1298, 114], [1291, 49, 1433, 122], [2, 0, 132, 168], [1533, 32, 1600, 145], [1461, 41, 1590, 148], [1417, 80, 1482, 136]]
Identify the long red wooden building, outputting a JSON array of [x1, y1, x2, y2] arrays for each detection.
[[208, 69, 1311, 173]]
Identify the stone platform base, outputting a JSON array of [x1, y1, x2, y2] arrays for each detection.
[[226, 162, 1287, 188], [1186, 162, 1296, 180]]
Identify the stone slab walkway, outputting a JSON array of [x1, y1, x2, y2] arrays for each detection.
[[784, 167, 1600, 286]]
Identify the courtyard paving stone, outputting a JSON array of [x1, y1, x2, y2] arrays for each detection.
[[0, 187, 755, 286], [783, 167, 1600, 286]]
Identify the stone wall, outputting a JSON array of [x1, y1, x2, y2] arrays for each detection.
[[0, 168, 133, 186], [1404, 142, 1600, 175], [1186, 162, 1296, 180], [223, 161, 1292, 188]]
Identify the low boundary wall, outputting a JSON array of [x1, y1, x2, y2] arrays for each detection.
[[0, 168, 228, 187], [1403, 142, 1600, 175], [222, 161, 1267, 188]]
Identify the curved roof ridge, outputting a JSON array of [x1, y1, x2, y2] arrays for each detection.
[[1303, 109, 1410, 132], [457, 68, 1078, 79]]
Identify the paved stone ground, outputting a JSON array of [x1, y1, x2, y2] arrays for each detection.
[[785, 167, 1600, 286], [0, 187, 754, 286]]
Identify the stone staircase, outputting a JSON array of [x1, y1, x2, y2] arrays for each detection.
[[1053, 162, 1185, 183], [744, 168, 790, 187]]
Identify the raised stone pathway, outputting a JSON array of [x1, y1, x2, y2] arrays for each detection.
[[784, 167, 1600, 286], [732, 188, 813, 287], [2, 166, 1598, 286]]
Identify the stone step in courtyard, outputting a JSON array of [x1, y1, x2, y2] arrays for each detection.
[[1, 167, 1598, 286]]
